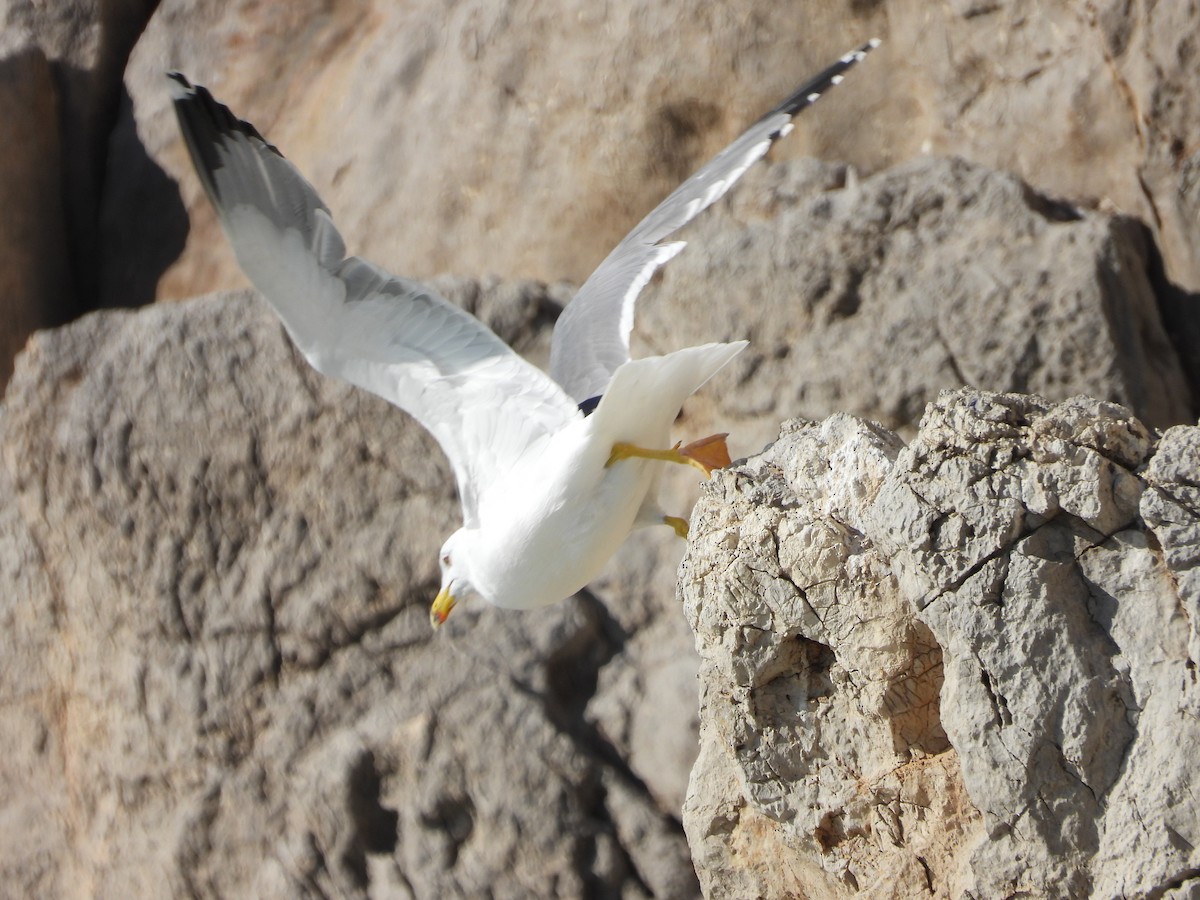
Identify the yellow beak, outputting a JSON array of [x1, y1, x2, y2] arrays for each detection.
[[430, 586, 457, 628]]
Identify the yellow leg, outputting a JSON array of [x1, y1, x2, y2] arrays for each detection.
[[606, 433, 732, 478], [663, 515, 689, 539]]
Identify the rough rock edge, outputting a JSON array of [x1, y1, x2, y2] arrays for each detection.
[[681, 390, 1200, 898]]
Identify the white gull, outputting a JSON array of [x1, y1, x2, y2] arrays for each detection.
[[167, 39, 878, 626]]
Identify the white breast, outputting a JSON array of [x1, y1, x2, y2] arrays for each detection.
[[472, 416, 658, 610]]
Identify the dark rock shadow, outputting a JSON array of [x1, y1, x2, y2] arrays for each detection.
[[97, 83, 189, 309], [1140, 219, 1200, 421]]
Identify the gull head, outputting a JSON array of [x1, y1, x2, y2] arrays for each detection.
[[430, 529, 480, 628]]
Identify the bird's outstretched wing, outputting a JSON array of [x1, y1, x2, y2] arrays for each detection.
[[549, 39, 880, 404], [169, 74, 580, 524]]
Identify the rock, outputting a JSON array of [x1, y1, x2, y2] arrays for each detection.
[[0, 286, 698, 898], [5, 0, 1199, 396], [583, 149, 1193, 814], [116, 30, 1199, 427], [11, 0, 1200, 400], [100, 0, 1200, 305], [639, 156, 1192, 444], [884, 1, 1200, 295], [5, 1, 1200, 880], [5, 174, 1191, 886], [109, 0, 887, 307], [681, 390, 1200, 897], [587, 613, 702, 815]]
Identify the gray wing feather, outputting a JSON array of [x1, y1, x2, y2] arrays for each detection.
[[169, 73, 579, 523], [550, 39, 880, 403]]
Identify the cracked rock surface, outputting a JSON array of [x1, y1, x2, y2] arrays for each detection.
[[0, 284, 696, 899], [681, 390, 1200, 898]]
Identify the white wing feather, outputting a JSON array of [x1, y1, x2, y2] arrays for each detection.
[[169, 74, 579, 524], [550, 39, 880, 403]]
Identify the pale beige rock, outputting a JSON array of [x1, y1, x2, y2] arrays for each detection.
[[5, 0, 1200, 399], [883, 0, 1200, 293], [6, 148, 1195, 892], [0, 0, 159, 318], [109, 0, 887, 308], [638, 155, 1192, 444], [3, 0, 1199, 885], [579, 148, 1193, 824], [587, 613, 701, 814], [681, 391, 1200, 897]]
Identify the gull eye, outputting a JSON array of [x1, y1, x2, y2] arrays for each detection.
[[442, 554, 451, 567]]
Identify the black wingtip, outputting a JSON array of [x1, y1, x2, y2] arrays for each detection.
[[764, 38, 881, 137], [167, 70, 288, 208], [167, 71, 283, 157]]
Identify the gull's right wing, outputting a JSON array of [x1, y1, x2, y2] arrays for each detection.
[[549, 40, 880, 404], [169, 74, 581, 524]]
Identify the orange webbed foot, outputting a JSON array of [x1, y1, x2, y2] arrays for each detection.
[[676, 433, 731, 478]]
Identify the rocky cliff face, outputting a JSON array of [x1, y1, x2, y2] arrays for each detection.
[[2, 1, 1199, 897], [682, 392, 1200, 898], [5, 299, 1197, 898]]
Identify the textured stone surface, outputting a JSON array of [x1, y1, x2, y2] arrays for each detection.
[[4, 2, 1200, 889], [0, 285, 698, 899], [7, 2, 1200, 402], [681, 391, 1200, 897], [681, 413, 983, 897], [5, 164, 1196, 891], [108, 0, 888, 307], [884, 0, 1200, 297], [588, 149, 1193, 829], [99, 0, 1200, 320]]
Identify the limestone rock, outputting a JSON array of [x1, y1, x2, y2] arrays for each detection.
[[587, 613, 702, 815], [638, 155, 1192, 445], [581, 151, 1193, 818], [681, 391, 1200, 897], [6, 0, 1200, 401], [3, 200, 1193, 894], [884, 1, 1200, 295], [103, 0, 1200, 307], [0, 286, 697, 898]]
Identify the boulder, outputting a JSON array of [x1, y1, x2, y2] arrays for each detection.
[[637, 155, 1192, 444], [0, 284, 698, 898], [681, 390, 1200, 897], [107, 0, 887, 307], [594, 147, 1195, 821]]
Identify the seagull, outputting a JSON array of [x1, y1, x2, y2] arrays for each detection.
[[168, 39, 878, 627]]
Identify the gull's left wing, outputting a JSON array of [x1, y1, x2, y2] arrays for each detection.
[[168, 74, 581, 524], [549, 39, 880, 404]]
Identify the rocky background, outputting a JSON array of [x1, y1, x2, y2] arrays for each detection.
[[1, 1, 1198, 897]]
